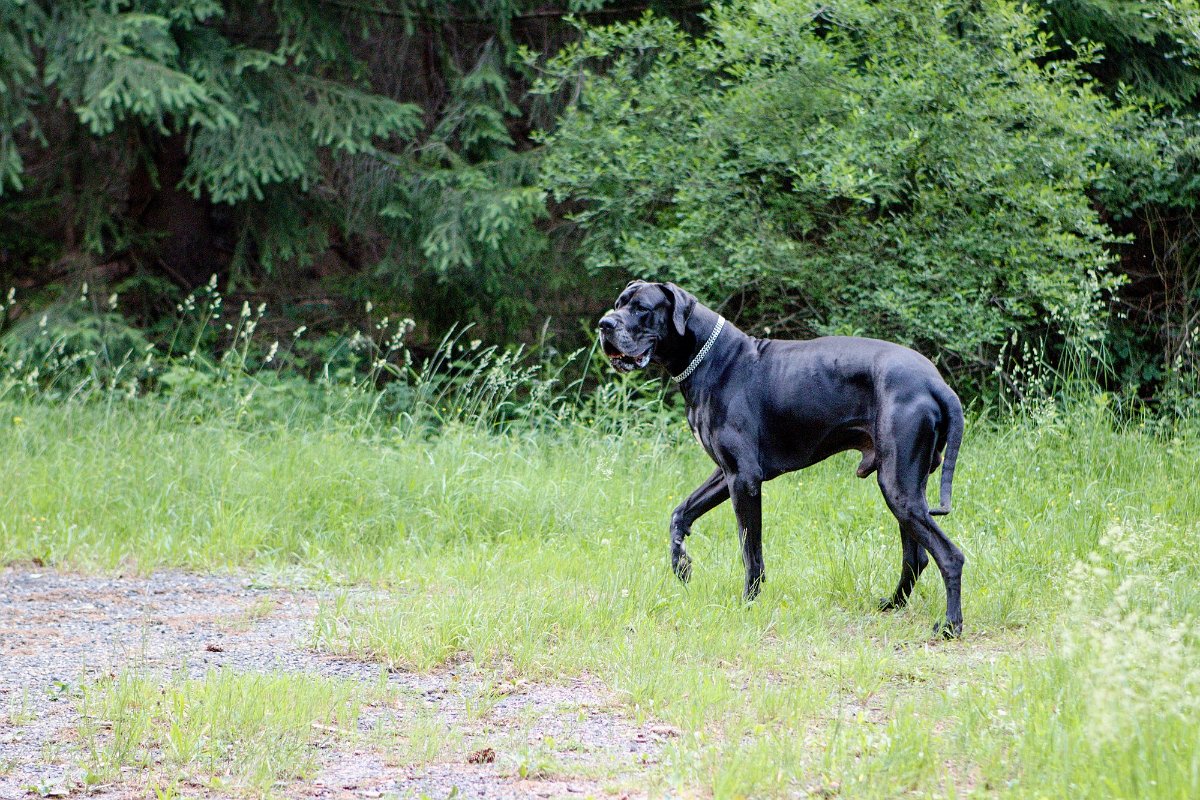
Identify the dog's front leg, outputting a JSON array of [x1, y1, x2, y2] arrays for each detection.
[[727, 470, 764, 601], [669, 468, 729, 582]]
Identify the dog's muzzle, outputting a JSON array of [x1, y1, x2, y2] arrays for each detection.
[[599, 314, 653, 372]]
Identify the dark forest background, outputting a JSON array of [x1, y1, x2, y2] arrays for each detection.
[[2, 0, 1199, 409]]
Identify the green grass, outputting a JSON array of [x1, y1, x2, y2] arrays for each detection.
[[76, 668, 368, 796], [3, 398, 1199, 797], [369, 703, 466, 767]]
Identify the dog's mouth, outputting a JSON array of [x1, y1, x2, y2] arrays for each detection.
[[603, 340, 653, 373]]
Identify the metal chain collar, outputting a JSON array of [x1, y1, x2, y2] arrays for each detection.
[[672, 316, 725, 383]]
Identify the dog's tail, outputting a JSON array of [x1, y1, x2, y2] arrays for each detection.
[[929, 386, 963, 517]]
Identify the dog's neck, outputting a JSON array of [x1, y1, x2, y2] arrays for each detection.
[[659, 303, 744, 398]]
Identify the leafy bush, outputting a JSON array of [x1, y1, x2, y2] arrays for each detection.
[[537, 0, 1124, 383]]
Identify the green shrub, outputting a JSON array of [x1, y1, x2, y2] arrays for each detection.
[[537, 0, 1123, 386]]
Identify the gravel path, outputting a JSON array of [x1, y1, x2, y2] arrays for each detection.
[[0, 567, 672, 799]]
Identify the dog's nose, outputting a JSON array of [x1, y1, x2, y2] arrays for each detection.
[[598, 315, 617, 333]]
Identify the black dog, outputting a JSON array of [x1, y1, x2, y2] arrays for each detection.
[[599, 281, 967, 637]]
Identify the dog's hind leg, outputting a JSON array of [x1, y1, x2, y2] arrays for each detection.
[[881, 437, 930, 610], [913, 514, 964, 638], [879, 525, 928, 611], [876, 408, 965, 637], [670, 468, 729, 582]]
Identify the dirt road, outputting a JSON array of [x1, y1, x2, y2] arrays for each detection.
[[0, 567, 671, 799]]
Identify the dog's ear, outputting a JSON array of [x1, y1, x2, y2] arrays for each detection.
[[615, 279, 646, 308], [663, 283, 696, 338]]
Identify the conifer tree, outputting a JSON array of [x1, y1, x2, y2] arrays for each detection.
[[0, 0, 639, 333]]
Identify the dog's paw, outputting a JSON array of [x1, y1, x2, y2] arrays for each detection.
[[878, 597, 900, 612], [932, 619, 963, 640], [672, 551, 693, 583]]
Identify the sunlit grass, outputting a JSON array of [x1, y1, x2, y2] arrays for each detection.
[[3, 397, 1198, 797]]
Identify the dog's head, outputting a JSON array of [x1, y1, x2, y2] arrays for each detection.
[[598, 280, 696, 373]]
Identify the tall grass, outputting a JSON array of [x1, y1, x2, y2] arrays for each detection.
[[0, 280, 667, 438], [3, 283, 1200, 797]]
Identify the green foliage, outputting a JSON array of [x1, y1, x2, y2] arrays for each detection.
[[1085, 105, 1200, 405], [1032, 2, 1200, 400], [0, 1, 45, 193], [0, 279, 627, 435], [1094, 108, 1200, 216], [183, 69, 421, 204], [2, 0, 1199, 402], [0, 0, 423, 284], [35, 0, 421, 191], [538, 1, 1123, 376], [1037, 0, 1200, 108], [0, 0, 614, 340], [368, 40, 553, 332], [43, 4, 234, 136]]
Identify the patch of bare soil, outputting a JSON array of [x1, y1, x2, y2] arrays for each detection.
[[0, 567, 672, 799]]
